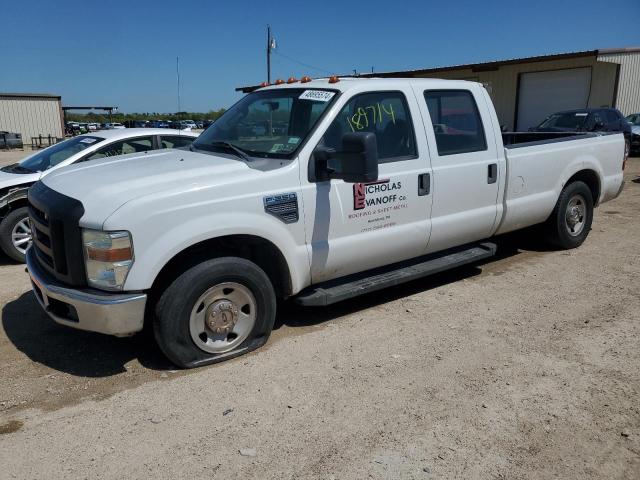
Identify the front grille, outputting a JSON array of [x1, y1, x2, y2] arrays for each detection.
[[28, 182, 86, 286], [29, 203, 55, 269]]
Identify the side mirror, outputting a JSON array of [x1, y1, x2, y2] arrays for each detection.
[[313, 132, 378, 183], [592, 121, 604, 131]]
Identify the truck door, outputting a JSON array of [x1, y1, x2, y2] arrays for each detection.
[[415, 86, 502, 253], [301, 88, 433, 284]]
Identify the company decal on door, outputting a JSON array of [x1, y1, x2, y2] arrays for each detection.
[[348, 179, 408, 232]]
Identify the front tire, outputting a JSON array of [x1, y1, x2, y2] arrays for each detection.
[[545, 181, 593, 249], [0, 206, 31, 263], [153, 257, 276, 368]]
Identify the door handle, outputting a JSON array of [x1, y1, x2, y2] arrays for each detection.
[[418, 173, 430, 196], [487, 163, 497, 184]]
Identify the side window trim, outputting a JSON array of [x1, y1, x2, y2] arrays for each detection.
[[423, 89, 488, 157]]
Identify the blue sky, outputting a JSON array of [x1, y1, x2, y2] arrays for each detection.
[[1, 0, 638, 113]]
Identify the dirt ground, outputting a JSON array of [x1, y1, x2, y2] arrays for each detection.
[[0, 149, 638, 479]]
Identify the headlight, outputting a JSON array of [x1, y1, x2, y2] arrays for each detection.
[[82, 229, 134, 291]]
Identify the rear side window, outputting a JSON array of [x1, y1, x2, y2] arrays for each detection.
[[424, 90, 487, 156], [321, 91, 417, 163], [161, 135, 194, 149], [85, 136, 154, 160]]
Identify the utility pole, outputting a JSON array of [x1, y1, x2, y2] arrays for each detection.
[[267, 25, 276, 83]]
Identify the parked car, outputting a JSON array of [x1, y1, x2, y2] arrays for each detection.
[[180, 120, 198, 130], [102, 122, 125, 130], [87, 123, 100, 131], [0, 129, 198, 262], [195, 121, 204, 129], [0, 131, 23, 149], [124, 120, 149, 129], [24, 78, 626, 368], [203, 119, 215, 128], [626, 113, 640, 155], [146, 120, 169, 128], [530, 108, 632, 155]]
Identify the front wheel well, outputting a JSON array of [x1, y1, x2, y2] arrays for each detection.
[[0, 198, 29, 220], [149, 235, 293, 304], [565, 170, 600, 206]]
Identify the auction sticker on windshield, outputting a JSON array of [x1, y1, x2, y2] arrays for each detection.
[[79, 138, 98, 143], [299, 90, 335, 102]]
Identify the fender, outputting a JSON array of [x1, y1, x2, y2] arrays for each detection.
[[108, 208, 309, 295]]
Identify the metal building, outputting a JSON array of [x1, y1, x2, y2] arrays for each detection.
[[237, 46, 640, 132], [361, 47, 640, 131], [0, 93, 64, 144]]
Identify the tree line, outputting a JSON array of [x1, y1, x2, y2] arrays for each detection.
[[66, 109, 227, 123]]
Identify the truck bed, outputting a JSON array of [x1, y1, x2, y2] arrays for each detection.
[[496, 132, 625, 236], [502, 131, 595, 147]]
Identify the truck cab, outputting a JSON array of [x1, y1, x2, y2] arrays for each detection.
[[26, 77, 625, 368]]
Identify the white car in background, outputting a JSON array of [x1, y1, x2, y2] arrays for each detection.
[[0, 128, 198, 262], [181, 120, 198, 130]]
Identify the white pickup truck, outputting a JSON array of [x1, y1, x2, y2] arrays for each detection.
[[26, 78, 626, 368]]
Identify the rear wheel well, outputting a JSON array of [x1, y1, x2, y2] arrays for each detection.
[[565, 170, 600, 206], [149, 235, 293, 305]]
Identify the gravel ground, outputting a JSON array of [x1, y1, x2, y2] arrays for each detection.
[[0, 150, 638, 479]]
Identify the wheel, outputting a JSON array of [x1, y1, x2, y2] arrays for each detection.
[[545, 181, 593, 249], [153, 257, 276, 368], [0, 206, 31, 263]]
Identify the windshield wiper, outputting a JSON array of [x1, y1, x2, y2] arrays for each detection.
[[208, 141, 252, 162], [1, 163, 34, 174]]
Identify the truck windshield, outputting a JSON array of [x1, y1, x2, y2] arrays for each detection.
[[193, 88, 338, 159], [538, 112, 589, 129], [626, 114, 640, 125], [18, 136, 105, 172]]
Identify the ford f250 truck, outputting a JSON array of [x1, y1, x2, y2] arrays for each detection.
[[26, 78, 626, 368]]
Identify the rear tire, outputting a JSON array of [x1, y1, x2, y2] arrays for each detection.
[[153, 257, 276, 368], [545, 181, 593, 249], [0, 207, 31, 263]]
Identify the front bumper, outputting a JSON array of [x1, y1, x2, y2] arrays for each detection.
[[26, 247, 146, 336]]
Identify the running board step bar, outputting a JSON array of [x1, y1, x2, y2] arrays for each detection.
[[294, 242, 497, 307]]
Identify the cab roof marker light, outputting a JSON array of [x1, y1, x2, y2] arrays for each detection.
[[275, 79, 285, 85], [286, 77, 298, 84], [328, 75, 340, 84], [300, 76, 312, 83], [259, 81, 270, 88]]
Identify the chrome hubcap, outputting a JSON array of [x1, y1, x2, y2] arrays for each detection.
[[189, 282, 256, 354], [11, 217, 32, 254], [565, 195, 586, 236], [205, 300, 239, 334]]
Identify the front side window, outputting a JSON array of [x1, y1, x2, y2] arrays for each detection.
[[193, 88, 338, 159], [17, 136, 105, 172], [424, 90, 487, 156], [85, 136, 154, 160], [321, 91, 416, 162]]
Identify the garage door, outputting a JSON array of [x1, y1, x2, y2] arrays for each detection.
[[516, 67, 592, 131]]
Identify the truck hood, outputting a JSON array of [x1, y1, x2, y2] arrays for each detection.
[[41, 149, 250, 227]]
